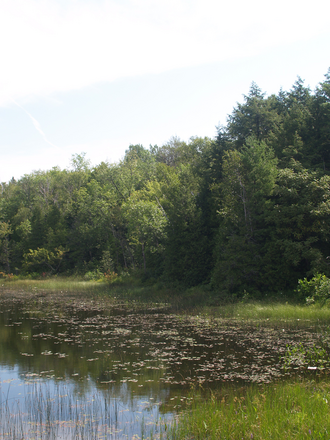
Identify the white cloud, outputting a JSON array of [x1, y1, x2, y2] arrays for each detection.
[[0, 0, 328, 107]]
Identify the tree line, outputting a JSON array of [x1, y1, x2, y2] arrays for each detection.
[[1, 70, 330, 296]]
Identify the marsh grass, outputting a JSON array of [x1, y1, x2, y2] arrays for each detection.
[[200, 302, 330, 327], [0, 381, 167, 440], [0, 277, 110, 294], [0, 277, 179, 310], [2, 278, 330, 438], [169, 380, 330, 439]]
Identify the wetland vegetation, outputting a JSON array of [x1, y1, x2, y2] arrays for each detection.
[[1, 279, 330, 438]]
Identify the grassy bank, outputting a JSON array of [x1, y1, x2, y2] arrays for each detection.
[[0, 275, 125, 293], [0, 275, 172, 298], [168, 380, 330, 439], [201, 302, 330, 326]]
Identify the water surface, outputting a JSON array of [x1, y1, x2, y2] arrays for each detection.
[[0, 290, 327, 438]]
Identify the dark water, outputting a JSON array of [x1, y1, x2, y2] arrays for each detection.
[[0, 293, 327, 439]]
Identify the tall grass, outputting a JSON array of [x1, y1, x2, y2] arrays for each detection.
[[2, 277, 330, 438], [168, 380, 330, 439], [201, 301, 330, 325], [0, 277, 109, 294], [0, 381, 167, 440], [0, 276, 177, 308]]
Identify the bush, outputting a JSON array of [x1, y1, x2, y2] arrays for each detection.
[[83, 270, 103, 281], [103, 270, 118, 283], [297, 273, 330, 305], [0, 271, 14, 280]]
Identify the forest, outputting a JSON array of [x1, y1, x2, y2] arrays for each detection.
[[1, 70, 330, 298]]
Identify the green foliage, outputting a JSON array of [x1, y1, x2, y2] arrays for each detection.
[[0, 221, 12, 272], [282, 342, 329, 369], [154, 160, 212, 286], [211, 138, 278, 294], [0, 221, 12, 239], [83, 269, 103, 281], [170, 381, 330, 439], [122, 196, 167, 272], [1, 69, 330, 296], [227, 82, 282, 149], [23, 247, 67, 274], [70, 152, 91, 172], [297, 274, 330, 305], [100, 250, 114, 272]]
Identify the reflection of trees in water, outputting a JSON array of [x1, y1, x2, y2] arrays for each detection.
[[0, 294, 327, 415], [0, 297, 171, 406], [0, 379, 170, 439]]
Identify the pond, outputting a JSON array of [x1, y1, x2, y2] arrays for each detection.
[[0, 289, 328, 439]]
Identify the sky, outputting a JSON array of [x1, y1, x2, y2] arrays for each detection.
[[0, 0, 329, 183]]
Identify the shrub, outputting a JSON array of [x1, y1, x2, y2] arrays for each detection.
[[297, 273, 330, 305], [83, 269, 103, 281], [0, 271, 14, 280], [103, 270, 118, 283]]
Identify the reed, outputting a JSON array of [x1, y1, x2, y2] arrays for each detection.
[[201, 301, 330, 326], [0, 381, 167, 439], [168, 379, 330, 439]]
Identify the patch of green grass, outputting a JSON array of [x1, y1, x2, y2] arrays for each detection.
[[0, 276, 109, 294], [201, 302, 330, 325], [0, 276, 176, 308], [168, 380, 330, 439]]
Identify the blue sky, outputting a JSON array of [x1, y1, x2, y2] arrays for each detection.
[[0, 0, 329, 182]]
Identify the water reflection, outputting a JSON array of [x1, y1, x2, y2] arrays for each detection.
[[1, 372, 169, 439], [0, 293, 328, 438]]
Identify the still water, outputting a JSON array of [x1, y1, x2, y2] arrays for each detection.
[[0, 291, 324, 439]]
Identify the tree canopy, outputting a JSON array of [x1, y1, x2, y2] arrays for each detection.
[[1, 70, 330, 297]]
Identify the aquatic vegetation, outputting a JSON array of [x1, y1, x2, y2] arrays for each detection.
[[282, 342, 330, 370], [168, 380, 330, 439], [0, 380, 168, 439], [204, 301, 330, 324], [1, 285, 330, 438]]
